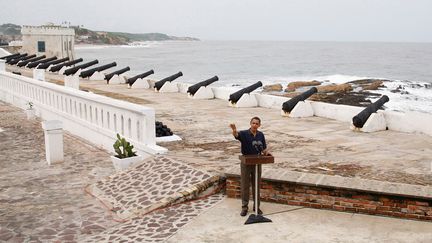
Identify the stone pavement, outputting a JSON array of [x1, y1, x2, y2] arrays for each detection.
[[86, 156, 221, 221], [168, 198, 432, 243], [0, 101, 118, 242], [83, 194, 224, 242], [65, 77, 432, 186], [0, 101, 225, 242]]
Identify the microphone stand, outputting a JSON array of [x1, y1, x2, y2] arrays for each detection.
[[245, 147, 272, 224]]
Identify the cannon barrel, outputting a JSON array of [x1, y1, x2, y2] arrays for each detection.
[[49, 58, 83, 72], [27, 56, 57, 69], [63, 59, 98, 76], [229, 81, 263, 104], [37, 57, 69, 69], [154, 71, 183, 91], [79, 62, 117, 78], [17, 55, 46, 67], [9, 54, 37, 65], [5, 53, 28, 63], [127, 70, 154, 86], [0, 53, 20, 60], [282, 87, 318, 113], [352, 95, 389, 128], [187, 76, 219, 95], [104, 66, 130, 81]]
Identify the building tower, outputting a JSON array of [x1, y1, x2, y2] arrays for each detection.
[[21, 25, 75, 59]]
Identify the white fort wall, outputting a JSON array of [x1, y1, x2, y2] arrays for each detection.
[[170, 81, 431, 137], [0, 71, 167, 157]]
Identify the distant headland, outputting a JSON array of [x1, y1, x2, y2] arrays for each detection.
[[0, 23, 200, 45]]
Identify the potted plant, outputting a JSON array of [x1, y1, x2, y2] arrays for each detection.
[[111, 133, 143, 171], [25, 101, 36, 119]]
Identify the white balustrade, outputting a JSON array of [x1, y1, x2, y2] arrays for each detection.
[[0, 71, 167, 157]]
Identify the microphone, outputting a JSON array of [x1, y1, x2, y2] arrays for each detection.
[[257, 141, 264, 154], [252, 140, 263, 154]]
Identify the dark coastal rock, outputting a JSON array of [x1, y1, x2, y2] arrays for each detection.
[[309, 92, 381, 107], [285, 81, 321, 92]]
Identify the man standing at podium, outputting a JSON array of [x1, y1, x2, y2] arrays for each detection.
[[230, 116, 268, 217]]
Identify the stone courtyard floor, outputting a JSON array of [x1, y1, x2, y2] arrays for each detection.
[[2, 66, 432, 242], [0, 101, 224, 242], [1, 100, 431, 242]]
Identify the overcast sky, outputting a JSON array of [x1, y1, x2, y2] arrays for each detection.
[[1, 0, 431, 42]]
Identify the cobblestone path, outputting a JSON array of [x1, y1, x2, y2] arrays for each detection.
[[82, 193, 224, 242], [87, 156, 221, 221]]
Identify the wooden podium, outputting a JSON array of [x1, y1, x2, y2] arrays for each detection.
[[239, 154, 274, 165], [239, 154, 274, 224]]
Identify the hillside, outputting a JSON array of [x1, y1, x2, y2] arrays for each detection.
[[0, 23, 199, 45]]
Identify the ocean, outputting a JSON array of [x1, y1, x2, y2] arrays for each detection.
[[76, 41, 432, 113]]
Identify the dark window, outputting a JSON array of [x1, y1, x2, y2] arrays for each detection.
[[37, 41, 45, 52]]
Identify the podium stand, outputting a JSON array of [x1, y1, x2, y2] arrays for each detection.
[[239, 154, 274, 225]]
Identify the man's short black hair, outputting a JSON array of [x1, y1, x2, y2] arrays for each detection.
[[250, 116, 261, 124]]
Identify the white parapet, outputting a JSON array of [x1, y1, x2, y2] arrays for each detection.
[[89, 71, 105, 81], [64, 75, 80, 89], [188, 86, 214, 99], [282, 101, 314, 118], [350, 112, 387, 133], [130, 78, 150, 89], [108, 74, 126, 84], [158, 82, 179, 93], [176, 82, 190, 94], [0, 71, 167, 158], [33, 69, 45, 81], [0, 59, 5, 71], [229, 93, 258, 108], [42, 120, 64, 165]]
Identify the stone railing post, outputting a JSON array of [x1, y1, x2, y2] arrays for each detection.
[[0, 59, 5, 71], [42, 120, 64, 165]]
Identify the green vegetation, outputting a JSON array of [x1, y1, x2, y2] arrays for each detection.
[[0, 23, 199, 45], [0, 23, 21, 35], [113, 133, 137, 159]]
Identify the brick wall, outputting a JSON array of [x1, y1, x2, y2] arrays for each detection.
[[226, 176, 432, 221]]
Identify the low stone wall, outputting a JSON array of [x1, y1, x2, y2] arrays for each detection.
[[226, 168, 432, 221]]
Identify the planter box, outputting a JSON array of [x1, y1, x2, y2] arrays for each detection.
[[111, 155, 143, 171]]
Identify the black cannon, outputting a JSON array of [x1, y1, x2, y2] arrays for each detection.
[[187, 76, 219, 96], [79, 62, 117, 78], [5, 53, 27, 63], [127, 70, 154, 86], [27, 56, 57, 69], [282, 87, 318, 113], [104, 66, 130, 81], [49, 58, 83, 72], [154, 71, 183, 91], [9, 54, 36, 65], [352, 95, 389, 128], [229, 81, 263, 104], [0, 53, 20, 60], [37, 57, 69, 69], [17, 55, 46, 67], [63, 60, 99, 76]]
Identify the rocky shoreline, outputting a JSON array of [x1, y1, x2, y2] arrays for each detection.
[[263, 79, 388, 107]]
